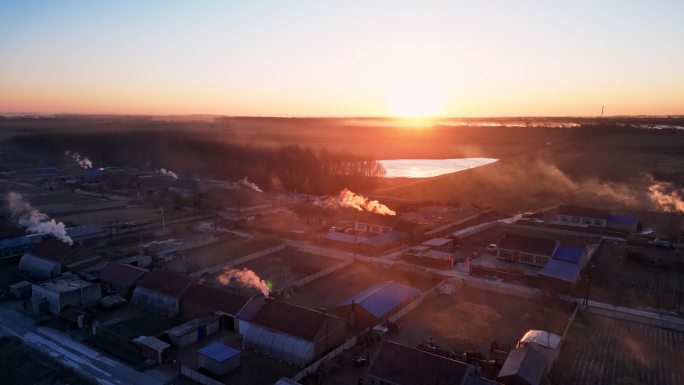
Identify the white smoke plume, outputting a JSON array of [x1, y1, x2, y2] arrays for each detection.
[[240, 177, 263, 193], [217, 268, 270, 297], [325, 188, 396, 215], [649, 182, 684, 213], [65, 150, 93, 169], [7, 192, 73, 244], [159, 168, 179, 179]]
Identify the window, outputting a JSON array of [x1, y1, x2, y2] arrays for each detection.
[[594, 219, 602, 226], [571, 216, 580, 223], [498, 250, 512, 260], [536, 256, 549, 266], [370, 225, 380, 233], [521, 254, 535, 264], [583, 218, 592, 225], [559, 215, 568, 222]]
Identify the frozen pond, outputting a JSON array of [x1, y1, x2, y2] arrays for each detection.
[[379, 158, 498, 178]]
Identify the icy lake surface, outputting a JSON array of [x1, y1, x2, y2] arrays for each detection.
[[379, 158, 498, 178]]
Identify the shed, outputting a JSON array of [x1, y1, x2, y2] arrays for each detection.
[[19, 238, 98, 279], [197, 341, 240, 376], [237, 300, 346, 367], [497, 347, 547, 385], [131, 269, 194, 317], [164, 315, 221, 348], [336, 281, 421, 329], [98, 262, 148, 297], [136, 336, 171, 365], [31, 274, 102, 315]]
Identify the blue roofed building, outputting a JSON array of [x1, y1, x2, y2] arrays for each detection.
[[197, 341, 241, 376], [606, 214, 639, 233], [336, 281, 421, 329], [539, 245, 589, 289]]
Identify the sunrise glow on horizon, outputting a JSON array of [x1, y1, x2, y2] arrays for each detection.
[[1, 1, 683, 117]]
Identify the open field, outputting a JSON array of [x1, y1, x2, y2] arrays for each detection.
[[285, 262, 444, 310], [585, 241, 684, 311], [550, 312, 684, 385], [390, 286, 573, 354]]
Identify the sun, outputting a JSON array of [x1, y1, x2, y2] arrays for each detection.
[[387, 76, 446, 119]]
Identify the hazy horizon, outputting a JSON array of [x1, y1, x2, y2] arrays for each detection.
[[2, 1, 683, 117]]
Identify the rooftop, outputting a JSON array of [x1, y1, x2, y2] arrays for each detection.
[[182, 284, 252, 316], [558, 205, 609, 220], [241, 300, 338, 341], [135, 269, 194, 298], [499, 233, 558, 256], [98, 262, 148, 289], [35, 275, 97, 293], [497, 346, 547, 385], [552, 245, 584, 264], [338, 281, 421, 318], [360, 230, 406, 247], [367, 341, 474, 385], [0, 223, 27, 239], [29, 237, 96, 263], [421, 237, 452, 247], [197, 341, 240, 362]]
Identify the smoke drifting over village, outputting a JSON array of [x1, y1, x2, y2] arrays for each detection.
[[648, 181, 684, 213], [217, 268, 270, 297], [323, 188, 396, 216], [64, 150, 93, 169], [240, 177, 263, 193], [159, 168, 179, 179], [6, 192, 73, 244]]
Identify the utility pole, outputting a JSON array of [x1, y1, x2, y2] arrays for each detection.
[[601, 105, 604, 118]]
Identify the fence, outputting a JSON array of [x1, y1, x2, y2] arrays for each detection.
[[291, 336, 358, 382], [286, 260, 354, 290], [190, 243, 286, 277], [180, 364, 225, 385], [293, 243, 354, 261]]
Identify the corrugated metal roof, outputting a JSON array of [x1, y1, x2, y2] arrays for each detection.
[[198, 341, 239, 362], [98, 262, 148, 289], [607, 214, 638, 225], [539, 259, 580, 283], [552, 245, 583, 264], [338, 281, 420, 318], [497, 347, 546, 385]]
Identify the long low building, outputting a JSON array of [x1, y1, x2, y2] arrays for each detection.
[[19, 237, 99, 279], [237, 299, 346, 367], [497, 233, 559, 267]]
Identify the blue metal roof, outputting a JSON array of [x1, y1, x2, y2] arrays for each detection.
[[552, 245, 583, 264], [607, 214, 638, 225], [539, 259, 580, 283], [197, 342, 239, 362], [338, 281, 420, 318]]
